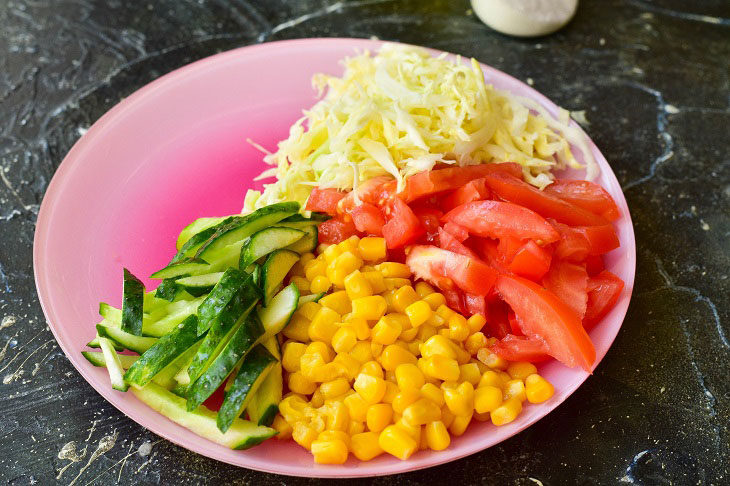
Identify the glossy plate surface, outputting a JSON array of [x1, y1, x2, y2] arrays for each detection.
[[34, 38, 636, 477]]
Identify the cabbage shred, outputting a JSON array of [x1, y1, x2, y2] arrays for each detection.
[[245, 44, 597, 211]]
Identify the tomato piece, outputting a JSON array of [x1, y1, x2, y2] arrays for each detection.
[[382, 197, 425, 248], [406, 245, 497, 296], [318, 216, 358, 244], [439, 228, 480, 260], [585, 255, 605, 276], [485, 173, 609, 227], [306, 188, 347, 216], [443, 200, 560, 243], [551, 221, 619, 260], [571, 224, 620, 255], [413, 207, 442, 244], [497, 235, 524, 263], [442, 178, 491, 211], [470, 237, 510, 274], [542, 260, 588, 319], [584, 271, 624, 327], [485, 300, 511, 339], [508, 240, 553, 281], [544, 179, 620, 221], [403, 163, 523, 202], [350, 202, 385, 236], [443, 222, 469, 242], [496, 274, 596, 372], [337, 176, 395, 214], [490, 335, 550, 362], [464, 293, 486, 317], [442, 289, 467, 315], [507, 309, 524, 336]]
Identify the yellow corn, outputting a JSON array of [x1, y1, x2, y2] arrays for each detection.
[[474, 385, 503, 414], [272, 414, 293, 440], [344, 270, 373, 300], [384, 278, 411, 290], [474, 359, 489, 374], [491, 397, 522, 426], [319, 291, 352, 315], [360, 360, 384, 379], [282, 313, 310, 342], [391, 285, 419, 313], [394, 363, 425, 391], [385, 369, 397, 382], [299, 252, 315, 266], [420, 335, 457, 359], [425, 420, 450, 451], [504, 379, 527, 402], [419, 383, 445, 407], [349, 341, 374, 363], [478, 370, 504, 389], [379, 425, 417, 460], [338, 235, 360, 254], [394, 418, 421, 443], [282, 341, 307, 373], [366, 403, 393, 432], [372, 316, 403, 345], [351, 295, 387, 320], [391, 388, 421, 414], [318, 430, 350, 448], [305, 259, 327, 281], [310, 275, 332, 294], [402, 398, 441, 426], [465, 332, 488, 355], [331, 326, 357, 353], [448, 314, 470, 342], [361, 271, 387, 294], [351, 431, 384, 461], [525, 374, 555, 403], [343, 315, 370, 341], [309, 307, 340, 343], [376, 262, 411, 279], [499, 371, 513, 383], [322, 243, 343, 264], [344, 392, 369, 422], [466, 314, 487, 333], [422, 355, 460, 382], [278, 395, 307, 423], [414, 281, 436, 298], [405, 300, 433, 328], [459, 363, 482, 386], [298, 301, 322, 321], [320, 378, 351, 399], [306, 341, 334, 362], [440, 405, 455, 428], [407, 339, 422, 356], [333, 352, 360, 380], [327, 251, 363, 287], [310, 388, 325, 408], [448, 412, 472, 437], [436, 304, 456, 321], [379, 344, 418, 371], [311, 439, 348, 464], [477, 348, 509, 370], [422, 292, 446, 310], [289, 371, 317, 395], [507, 361, 538, 381], [292, 422, 319, 450], [290, 276, 310, 293], [324, 400, 349, 431], [400, 327, 419, 342], [358, 237, 387, 261], [443, 382, 475, 417], [426, 313, 446, 328], [354, 373, 387, 404], [348, 420, 365, 436], [416, 323, 438, 342], [370, 342, 384, 358]]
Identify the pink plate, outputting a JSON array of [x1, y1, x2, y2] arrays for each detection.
[[34, 38, 635, 477]]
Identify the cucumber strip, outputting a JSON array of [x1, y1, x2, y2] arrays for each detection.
[[239, 227, 305, 269], [82, 351, 138, 369], [281, 212, 330, 223], [196, 269, 250, 335], [122, 269, 145, 335], [170, 216, 236, 265], [176, 216, 229, 251], [260, 250, 300, 306], [257, 283, 300, 339], [186, 313, 265, 411], [297, 292, 325, 307], [131, 383, 276, 450], [87, 318, 124, 351], [283, 224, 317, 254], [155, 276, 185, 302], [176, 272, 224, 294], [217, 344, 276, 432], [186, 286, 260, 384], [145, 289, 183, 312], [246, 337, 282, 426], [150, 257, 210, 280], [143, 296, 206, 337], [96, 324, 158, 354], [124, 315, 202, 387], [150, 341, 201, 390], [195, 202, 299, 264], [98, 337, 129, 391], [251, 264, 262, 288]]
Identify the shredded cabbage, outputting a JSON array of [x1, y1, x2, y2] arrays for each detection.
[[246, 44, 597, 211]]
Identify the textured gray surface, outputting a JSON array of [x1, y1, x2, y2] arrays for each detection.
[[1, 0, 729, 484]]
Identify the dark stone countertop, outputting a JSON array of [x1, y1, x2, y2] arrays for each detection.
[[1, 0, 728, 484]]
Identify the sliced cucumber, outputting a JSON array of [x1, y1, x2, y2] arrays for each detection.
[[176, 272, 224, 295], [143, 296, 206, 338], [186, 313, 265, 411], [154, 276, 185, 301], [82, 351, 138, 369], [257, 282, 300, 339], [176, 216, 229, 251], [171, 216, 235, 265], [281, 212, 329, 223], [98, 337, 129, 391], [151, 257, 210, 280], [196, 268, 251, 336], [131, 383, 276, 449], [246, 337, 282, 427], [124, 315, 202, 387], [283, 224, 317, 254], [87, 318, 124, 351], [122, 269, 145, 336], [217, 344, 276, 433], [96, 324, 158, 354], [260, 250, 299, 306], [239, 227, 305, 269], [298, 292, 325, 307]]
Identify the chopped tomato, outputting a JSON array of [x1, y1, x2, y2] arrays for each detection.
[[544, 179, 620, 221], [318, 215, 358, 244], [497, 236, 524, 263], [337, 176, 394, 214], [306, 188, 347, 215], [439, 228, 480, 260], [496, 274, 596, 372], [508, 240, 552, 281], [585, 255, 605, 276], [406, 245, 497, 296], [485, 300, 511, 339], [382, 197, 424, 248], [403, 163, 522, 202], [542, 260, 588, 319], [485, 172, 609, 227], [507, 309, 524, 336], [443, 221, 469, 242], [442, 178, 491, 211], [490, 335, 550, 362], [464, 293, 486, 317], [571, 224, 620, 255], [443, 200, 560, 243], [443, 289, 467, 315], [413, 207, 442, 244], [470, 236, 510, 274], [584, 271, 624, 327], [350, 202, 385, 236], [551, 221, 619, 260]]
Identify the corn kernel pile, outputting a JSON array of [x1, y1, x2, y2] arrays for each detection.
[[274, 235, 555, 464]]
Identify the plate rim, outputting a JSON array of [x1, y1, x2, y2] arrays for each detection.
[[33, 37, 636, 478]]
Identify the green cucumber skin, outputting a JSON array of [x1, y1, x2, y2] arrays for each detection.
[[283, 224, 317, 254], [172, 216, 234, 264], [196, 268, 249, 335], [297, 292, 325, 307], [124, 315, 202, 387], [257, 283, 300, 339], [96, 324, 158, 354], [155, 276, 186, 301], [247, 337, 282, 427], [176, 216, 230, 252], [217, 344, 276, 433], [131, 383, 276, 450], [150, 257, 210, 280], [186, 313, 265, 411], [98, 337, 129, 391], [141, 296, 206, 338], [239, 227, 305, 269], [82, 351, 138, 369], [122, 269, 145, 336], [261, 250, 300, 306], [281, 212, 329, 223]]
